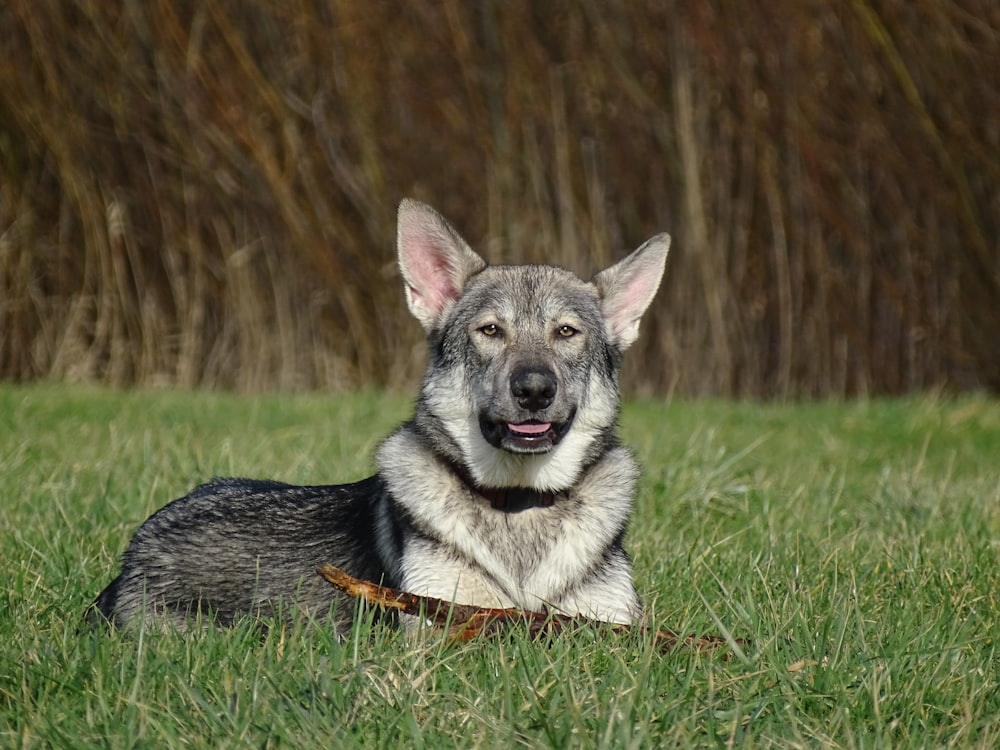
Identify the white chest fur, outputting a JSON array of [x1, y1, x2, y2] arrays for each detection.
[[377, 429, 642, 624]]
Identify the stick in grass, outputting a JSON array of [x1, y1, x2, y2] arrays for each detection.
[[317, 564, 740, 654]]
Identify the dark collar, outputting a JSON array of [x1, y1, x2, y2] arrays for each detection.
[[448, 461, 566, 512], [476, 485, 561, 512]]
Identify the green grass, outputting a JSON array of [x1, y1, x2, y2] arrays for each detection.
[[1, 384, 998, 748]]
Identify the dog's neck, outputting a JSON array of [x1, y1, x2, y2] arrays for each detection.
[[448, 460, 566, 512], [476, 484, 561, 512]]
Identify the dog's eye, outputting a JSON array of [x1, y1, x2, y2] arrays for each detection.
[[557, 325, 579, 338], [479, 323, 501, 337]]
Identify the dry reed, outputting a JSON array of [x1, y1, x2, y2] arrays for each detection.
[[1, 1, 997, 396]]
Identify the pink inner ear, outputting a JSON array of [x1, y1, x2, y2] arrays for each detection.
[[605, 299, 635, 337], [407, 246, 459, 316], [596, 236, 669, 344], [605, 273, 658, 335]]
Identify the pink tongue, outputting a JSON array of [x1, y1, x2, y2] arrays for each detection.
[[509, 422, 552, 435]]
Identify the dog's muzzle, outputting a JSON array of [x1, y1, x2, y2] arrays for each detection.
[[479, 365, 574, 453]]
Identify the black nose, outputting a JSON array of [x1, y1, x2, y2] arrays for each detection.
[[510, 367, 558, 411]]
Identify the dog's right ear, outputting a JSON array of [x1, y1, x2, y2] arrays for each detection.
[[397, 199, 488, 331]]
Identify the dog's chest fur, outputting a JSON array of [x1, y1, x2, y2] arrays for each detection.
[[377, 426, 640, 622]]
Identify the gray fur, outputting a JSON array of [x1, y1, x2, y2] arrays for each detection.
[[90, 199, 670, 633]]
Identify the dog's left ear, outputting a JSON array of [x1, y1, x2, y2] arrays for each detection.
[[592, 234, 671, 349], [397, 199, 488, 332]]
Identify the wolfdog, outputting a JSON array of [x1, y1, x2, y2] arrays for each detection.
[[90, 199, 670, 632]]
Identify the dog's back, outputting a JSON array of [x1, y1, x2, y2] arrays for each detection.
[[91, 476, 398, 630]]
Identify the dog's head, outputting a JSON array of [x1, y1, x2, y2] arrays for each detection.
[[398, 199, 669, 491]]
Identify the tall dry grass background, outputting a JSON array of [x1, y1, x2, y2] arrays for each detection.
[[1, 1, 997, 396]]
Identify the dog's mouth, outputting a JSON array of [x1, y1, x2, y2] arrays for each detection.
[[479, 413, 575, 454]]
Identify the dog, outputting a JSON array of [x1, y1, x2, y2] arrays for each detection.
[[89, 199, 670, 633]]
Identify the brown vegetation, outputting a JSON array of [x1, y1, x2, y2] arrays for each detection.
[[1, 1, 997, 396]]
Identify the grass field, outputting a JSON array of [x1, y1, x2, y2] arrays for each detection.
[[1, 384, 998, 748]]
